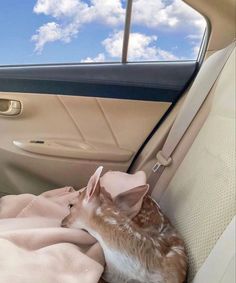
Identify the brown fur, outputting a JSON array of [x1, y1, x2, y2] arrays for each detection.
[[92, 194, 187, 282], [61, 168, 187, 283]]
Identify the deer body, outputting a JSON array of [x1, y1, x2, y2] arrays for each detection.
[[61, 167, 187, 283]]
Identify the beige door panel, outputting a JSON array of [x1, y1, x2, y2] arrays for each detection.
[[0, 91, 170, 196], [58, 96, 170, 152], [97, 98, 169, 151]]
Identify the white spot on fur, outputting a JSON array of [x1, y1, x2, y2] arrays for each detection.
[[123, 222, 133, 234], [135, 232, 141, 240], [166, 245, 185, 258], [104, 217, 118, 225], [166, 251, 176, 257], [96, 207, 103, 216], [155, 248, 161, 257], [172, 245, 185, 254]]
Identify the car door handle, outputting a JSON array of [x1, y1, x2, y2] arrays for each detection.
[[0, 99, 22, 116]]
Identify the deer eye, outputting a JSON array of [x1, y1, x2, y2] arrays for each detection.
[[68, 204, 73, 209]]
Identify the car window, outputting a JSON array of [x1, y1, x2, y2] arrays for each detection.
[[0, 0, 206, 65], [128, 0, 206, 61]]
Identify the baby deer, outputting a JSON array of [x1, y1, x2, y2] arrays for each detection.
[[61, 167, 187, 283]]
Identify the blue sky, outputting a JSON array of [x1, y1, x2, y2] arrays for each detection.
[[0, 0, 206, 65]]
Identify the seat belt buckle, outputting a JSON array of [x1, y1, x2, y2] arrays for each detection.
[[152, 161, 162, 173], [152, 151, 172, 173]]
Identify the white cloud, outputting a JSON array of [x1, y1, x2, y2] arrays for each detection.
[[156, 48, 179, 61], [81, 53, 106, 63], [102, 31, 124, 58], [33, 0, 81, 18], [32, 0, 206, 58], [102, 30, 178, 61], [132, 0, 206, 58], [32, 0, 125, 52], [34, 0, 125, 25], [33, 0, 205, 31], [132, 0, 178, 28], [89, 0, 125, 26], [31, 22, 78, 53], [132, 0, 205, 31]]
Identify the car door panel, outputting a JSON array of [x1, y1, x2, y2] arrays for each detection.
[[0, 62, 197, 196], [0, 91, 170, 196]]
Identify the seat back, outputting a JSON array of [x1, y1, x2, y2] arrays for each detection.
[[156, 47, 235, 281]]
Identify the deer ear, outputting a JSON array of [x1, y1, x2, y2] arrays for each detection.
[[114, 184, 149, 217], [86, 166, 103, 201]]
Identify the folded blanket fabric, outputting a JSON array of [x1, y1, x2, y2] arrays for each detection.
[[0, 170, 146, 283]]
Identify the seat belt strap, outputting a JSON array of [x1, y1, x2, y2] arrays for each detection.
[[150, 41, 235, 192]]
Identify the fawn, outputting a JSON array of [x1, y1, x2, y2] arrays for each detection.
[[61, 167, 187, 283]]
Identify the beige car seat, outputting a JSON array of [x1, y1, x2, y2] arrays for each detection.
[[151, 44, 235, 282]]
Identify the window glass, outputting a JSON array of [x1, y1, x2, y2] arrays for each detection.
[[0, 0, 126, 65], [128, 0, 206, 61], [0, 0, 206, 65]]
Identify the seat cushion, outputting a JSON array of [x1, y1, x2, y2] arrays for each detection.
[[158, 48, 235, 281]]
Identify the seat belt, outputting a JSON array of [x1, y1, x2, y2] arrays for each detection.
[[149, 41, 235, 195]]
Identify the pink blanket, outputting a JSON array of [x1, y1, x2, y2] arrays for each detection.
[[0, 170, 146, 283]]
